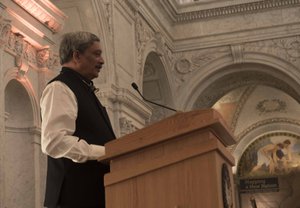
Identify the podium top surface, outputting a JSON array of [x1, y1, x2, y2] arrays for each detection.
[[102, 108, 235, 161]]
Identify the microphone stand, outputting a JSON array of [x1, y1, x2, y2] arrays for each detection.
[[131, 82, 178, 112]]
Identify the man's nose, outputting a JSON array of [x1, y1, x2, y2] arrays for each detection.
[[99, 56, 104, 65]]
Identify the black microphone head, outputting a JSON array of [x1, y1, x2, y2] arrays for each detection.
[[131, 82, 139, 90]]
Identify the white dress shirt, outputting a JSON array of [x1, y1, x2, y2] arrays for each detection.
[[40, 81, 105, 163]]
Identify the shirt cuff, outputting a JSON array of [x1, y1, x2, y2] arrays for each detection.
[[89, 144, 106, 160]]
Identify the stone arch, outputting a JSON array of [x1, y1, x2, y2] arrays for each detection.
[[176, 51, 300, 175], [1, 67, 44, 207], [3, 77, 35, 207], [142, 50, 175, 123], [178, 53, 300, 110], [3, 68, 40, 127], [137, 38, 175, 92]]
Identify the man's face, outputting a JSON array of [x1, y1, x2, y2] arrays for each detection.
[[77, 41, 104, 80]]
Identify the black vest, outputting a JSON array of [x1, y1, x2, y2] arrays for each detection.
[[44, 67, 115, 207]]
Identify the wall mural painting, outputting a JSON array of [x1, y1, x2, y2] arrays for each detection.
[[238, 132, 300, 178], [237, 132, 300, 208]]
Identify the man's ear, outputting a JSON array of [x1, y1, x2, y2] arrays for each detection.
[[73, 50, 80, 63]]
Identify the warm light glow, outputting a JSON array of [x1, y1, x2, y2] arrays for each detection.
[[40, 0, 67, 19], [12, 0, 63, 32], [6, 8, 45, 48], [7, 8, 44, 37]]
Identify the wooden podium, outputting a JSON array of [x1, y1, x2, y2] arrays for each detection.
[[101, 109, 236, 208]]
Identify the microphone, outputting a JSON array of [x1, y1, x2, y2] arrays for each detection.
[[131, 82, 178, 112]]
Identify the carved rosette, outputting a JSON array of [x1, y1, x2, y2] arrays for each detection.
[[173, 46, 230, 89], [175, 58, 191, 74]]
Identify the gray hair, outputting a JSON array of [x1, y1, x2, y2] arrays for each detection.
[[59, 31, 100, 64]]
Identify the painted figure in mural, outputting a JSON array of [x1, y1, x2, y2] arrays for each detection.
[[251, 139, 291, 174], [40, 31, 116, 208], [275, 139, 292, 172], [250, 195, 257, 208]]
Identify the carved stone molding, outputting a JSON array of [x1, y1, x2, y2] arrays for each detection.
[[176, 46, 230, 73], [161, 0, 300, 22], [135, 15, 153, 65], [244, 36, 300, 67], [12, 0, 65, 33], [0, 15, 59, 71], [134, 13, 175, 80], [149, 105, 166, 124], [96, 84, 152, 119], [119, 117, 137, 136], [15, 56, 29, 76], [0, 17, 12, 46], [153, 32, 165, 56], [102, 0, 113, 37], [173, 46, 230, 88], [236, 118, 300, 141], [37, 48, 50, 68], [37, 47, 60, 70], [29, 126, 41, 136]]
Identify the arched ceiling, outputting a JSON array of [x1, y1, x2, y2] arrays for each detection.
[[193, 65, 300, 109]]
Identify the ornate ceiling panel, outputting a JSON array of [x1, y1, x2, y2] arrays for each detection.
[[161, 0, 300, 22]]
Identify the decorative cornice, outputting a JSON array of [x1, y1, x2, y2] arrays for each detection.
[[161, 0, 300, 22], [12, 0, 66, 33], [0, 20, 59, 71], [236, 118, 300, 141]]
